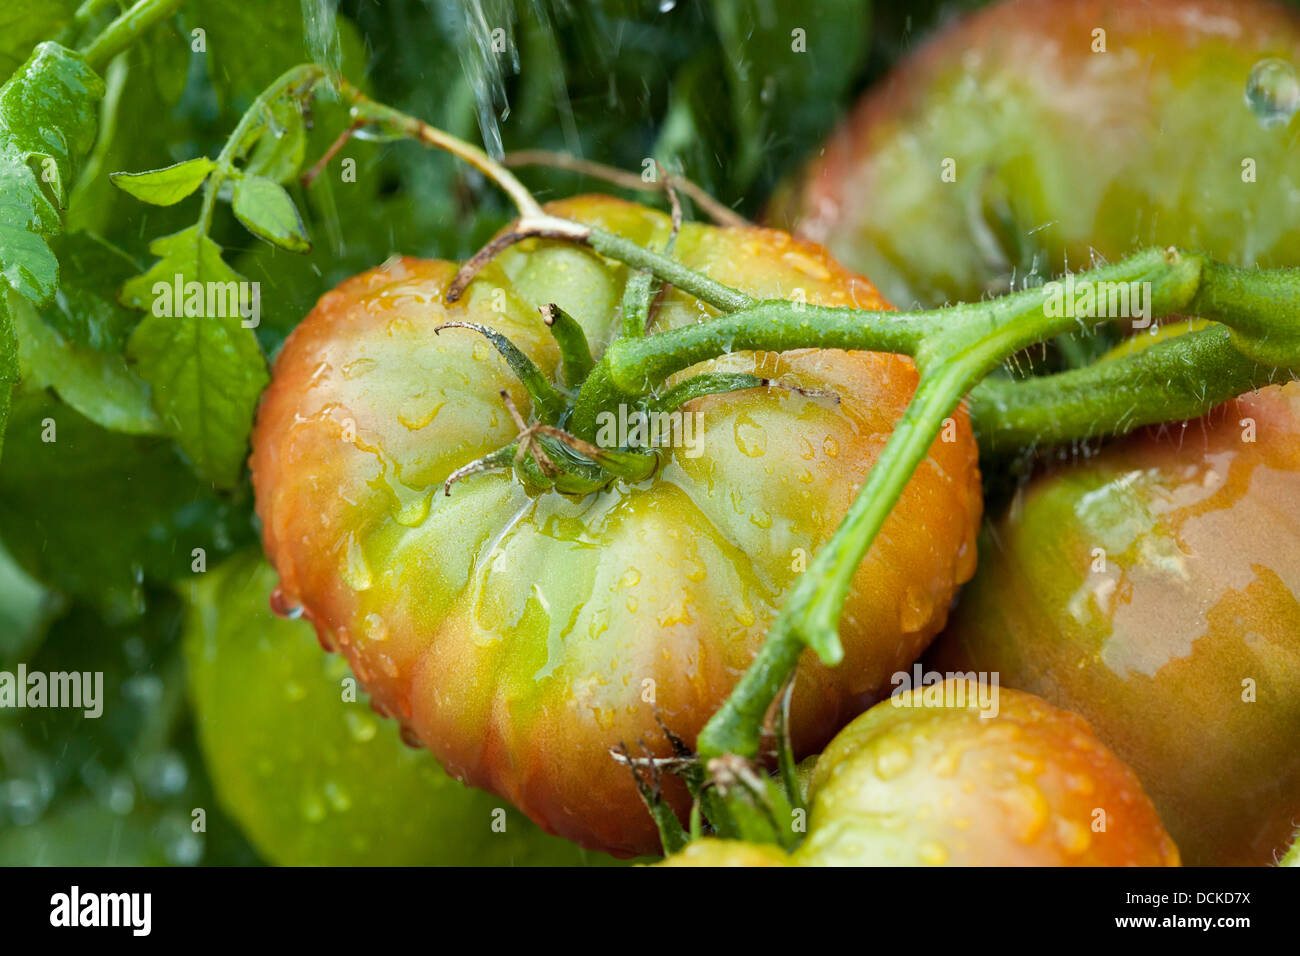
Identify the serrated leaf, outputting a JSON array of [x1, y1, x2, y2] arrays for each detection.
[[231, 174, 310, 252], [111, 156, 215, 206], [119, 225, 267, 484], [0, 43, 104, 305]]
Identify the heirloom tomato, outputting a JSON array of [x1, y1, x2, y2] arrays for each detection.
[[773, 0, 1300, 307], [250, 195, 982, 856], [660, 680, 1179, 866], [933, 382, 1300, 866], [183, 551, 613, 866]]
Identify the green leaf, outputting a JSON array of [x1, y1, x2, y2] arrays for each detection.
[[42, 232, 141, 352], [119, 226, 267, 486], [110, 156, 216, 206], [0, 287, 14, 460], [0, 0, 78, 81], [0, 42, 104, 305], [231, 174, 310, 251], [243, 94, 307, 184], [11, 288, 160, 435], [0, 394, 254, 613], [0, 540, 61, 665]]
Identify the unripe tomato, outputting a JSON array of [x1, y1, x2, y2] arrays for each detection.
[[182, 551, 613, 865], [773, 0, 1300, 307], [659, 680, 1178, 866], [250, 195, 982, 856], [657, 840, 790, 867], [932, 383, 1300, 866]]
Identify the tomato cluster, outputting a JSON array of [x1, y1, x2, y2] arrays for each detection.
[[231, 0, 1300, 867]]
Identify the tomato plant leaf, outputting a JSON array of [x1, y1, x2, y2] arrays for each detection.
[[0, 42, 104, 305], [0, 289, 15, 462], [9, 233, 160, 436], [110, 156, 216, 206], [11, 287, 160, 435], [243, 95, 307, 184], [231, 174, 311, 252], [119, 225, 267, 486], [0, 0, 78, 82]]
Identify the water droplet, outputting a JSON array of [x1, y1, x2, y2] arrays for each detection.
[[1246, 58, 1300, 127], [346, 710, 378, 743], [269, 587, 303, 619], [342, 357, 377, 379], [136, 751, 188, 799], [734, 413, 767, 457], [323, 781, 352, 813], [363, 612, 389, 643], [874, 738, 912, 780], [823, 435, 840, 458], [394, 487, 433, 527], [301, 792, 327, 823], [343, 536, 373, 591], [917, 841, 948, 865]]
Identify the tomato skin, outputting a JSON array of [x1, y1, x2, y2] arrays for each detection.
[[656, 840, 790, 867], [183, 551, 613, 866], [774, 0, 1300, 307], [932, 383, 1300, 866], [657, 681, 1178, 866], [250, 195, 982, 857]]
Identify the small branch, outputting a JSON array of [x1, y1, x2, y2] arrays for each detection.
[[301, 120, 361, 188], [503, 149, 750, 227], [445, 217, 591, 303]]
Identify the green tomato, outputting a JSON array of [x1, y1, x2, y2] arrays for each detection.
[[933, 382, 1300, 866], [660, 681, 1178, 866], [249, 194, 984, 857], [182, 550, 615, 866], [774, 0, 1300, 307]]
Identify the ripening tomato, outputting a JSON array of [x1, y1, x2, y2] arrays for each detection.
[[932, 382, 1300, 866], [183, 551, 616, 866], [660, 680, 1179, 866], [773, 0, 1300, 307], [250, 195, 983, 857]]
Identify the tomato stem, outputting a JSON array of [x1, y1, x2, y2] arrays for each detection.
[[79, 0, 184, 71]]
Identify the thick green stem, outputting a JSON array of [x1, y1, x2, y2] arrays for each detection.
[[1189, 259, 1300, 367], [696, 248, 1210, 760], [80, 0, 184, 71], [972, 324, 1295, 452]]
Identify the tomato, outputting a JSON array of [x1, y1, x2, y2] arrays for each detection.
[[250, 194, 983, 856], [932, 382, 1300, 866], [660, 680, 1178, 866], [772, 0, 1300, 307], [182, 550, 614, 866]]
